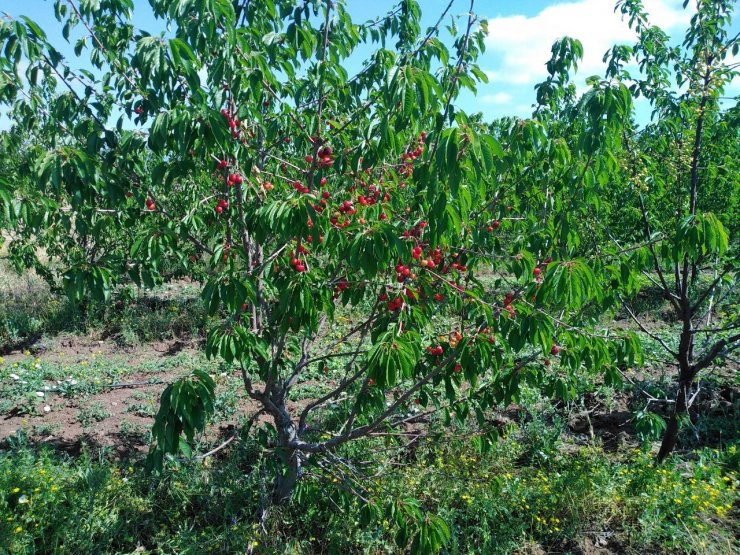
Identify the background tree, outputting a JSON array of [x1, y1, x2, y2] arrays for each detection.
[[603, 0, 739, 460]]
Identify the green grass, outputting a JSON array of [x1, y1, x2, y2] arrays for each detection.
[[1, 267, 737, 554], [0, 420, 736, 555]]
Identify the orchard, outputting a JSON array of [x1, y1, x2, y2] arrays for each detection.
[[0, 0, 737, 553]]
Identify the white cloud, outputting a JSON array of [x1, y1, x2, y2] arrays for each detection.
[[484, 0, 690, 86], [481, 92, 513, 105]]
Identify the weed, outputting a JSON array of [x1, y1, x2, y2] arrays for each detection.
[[77, 402, 112, 428]]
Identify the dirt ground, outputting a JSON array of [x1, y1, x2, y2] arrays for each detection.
[[2, 331, 736, 464], [0, 335, 326, 456]]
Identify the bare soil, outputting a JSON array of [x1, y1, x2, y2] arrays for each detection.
[[2, 333, 735, 461]]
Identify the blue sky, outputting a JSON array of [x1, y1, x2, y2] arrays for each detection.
[[0, 0, 738, 128]]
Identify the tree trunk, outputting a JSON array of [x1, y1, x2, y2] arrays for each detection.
[[272, 443, 301, 504], [656, 377, 691, 462], [270, 397, 302, 504]]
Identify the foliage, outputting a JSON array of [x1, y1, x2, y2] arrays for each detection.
[[0, 0, 643, 519], [0, 0, 737, 551], [0, 424, 737, 554]]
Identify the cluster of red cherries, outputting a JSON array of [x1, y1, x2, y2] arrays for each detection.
[[215, 198, 228, 214], [226, 173, 243, 187], [399, 131, 426, 176], [305, 145, 334, 169], [289, 253, 306, 273], [220, 108, 241, 139]]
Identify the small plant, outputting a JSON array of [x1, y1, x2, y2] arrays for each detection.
[[30, 423, 62, 437], [125, 402, 156, 419], [77, 402, 112, 428], [118, 420, 149, 444]]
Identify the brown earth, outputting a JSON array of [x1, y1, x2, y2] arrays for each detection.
[[2, 332, 735, 461]]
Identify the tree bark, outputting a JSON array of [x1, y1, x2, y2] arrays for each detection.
[[272, 443, 301, 504], [656, 376, 690, 462], [657, 299, 695, 462], [270, 395, 303, 504]]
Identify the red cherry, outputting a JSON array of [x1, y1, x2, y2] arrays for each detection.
[[533, 267, 541, 277], [492, 220, 500, 230], [551, 345, 560, 356]]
